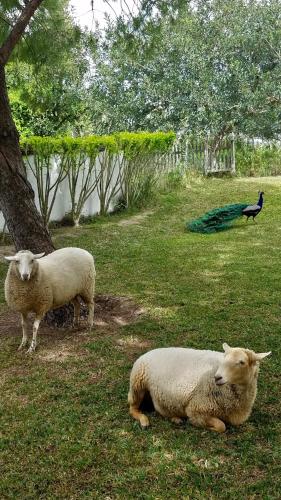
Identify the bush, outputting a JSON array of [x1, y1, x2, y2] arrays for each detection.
[[163, 166, 185, 190], [236, 142, 281, 176], [20, 132, 176, 158]]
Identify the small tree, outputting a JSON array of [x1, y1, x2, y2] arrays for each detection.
[[67, 139, 103, 226], [95, 136, 127, 216], [23, 138, 69, 227]]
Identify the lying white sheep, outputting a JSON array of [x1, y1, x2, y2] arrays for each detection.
[[128, 343, 271, 432], [5, 247, 95, 353]]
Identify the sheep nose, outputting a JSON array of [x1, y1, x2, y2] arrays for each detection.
[[22, 273, 29, 281], [215, 375, 222, 383]]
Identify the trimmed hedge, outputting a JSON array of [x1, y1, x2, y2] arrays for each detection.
[[20, 131, 176, 158]]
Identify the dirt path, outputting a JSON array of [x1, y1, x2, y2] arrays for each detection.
[[117, 210, 154, 226]]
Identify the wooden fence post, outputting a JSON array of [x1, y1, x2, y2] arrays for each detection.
[[230, 133, 236, 174], [204, 134, 209, 174]]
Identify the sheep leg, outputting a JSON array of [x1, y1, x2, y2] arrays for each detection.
[[128, 389, 150, 428], [205, 416, 226, 433], [72, 298, 80, 328], [80, 291, 94, 328], [87, 299, 94, 328], [188, 413, 226, 433], [18, 313, 28, 350], [27, 316, 42, 353]]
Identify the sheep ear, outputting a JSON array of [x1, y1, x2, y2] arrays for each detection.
[[254, 351, 271, 361], [34, 252, 45, 259], [4, 255, 18, 262], [223, 343, 231, 353]]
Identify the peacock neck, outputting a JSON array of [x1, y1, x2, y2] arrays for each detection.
[[258, 193, 263, 207]]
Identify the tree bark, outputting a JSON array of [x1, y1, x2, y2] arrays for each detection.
[[0, 1, 54, 253], [0, 64, 54, 253], [0, 61, 71, 326], [0, 1, 73, 327]]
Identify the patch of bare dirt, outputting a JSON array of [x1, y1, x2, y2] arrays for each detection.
[[38, 346, 77, 362], [0, 295, 145, 342], [116, 335, 150, 349], [45, 294, 145, 328], [0, 309, 21, 336], [115, 335, 151, 362], [116, 335, 151, 353], [95, 295, 145, 326], [118, 210, 154, 226]]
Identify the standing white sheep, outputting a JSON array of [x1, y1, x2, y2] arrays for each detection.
[[128, 343, 271, 432], [4, 247, 95, 353]]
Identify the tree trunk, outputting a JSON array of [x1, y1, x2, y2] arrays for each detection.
[[0, 1, 74, 328], [0, 64, 74, 326], [0, 64, 54, 254]]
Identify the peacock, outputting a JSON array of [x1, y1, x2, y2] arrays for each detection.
[[187, 191, 264, 234]]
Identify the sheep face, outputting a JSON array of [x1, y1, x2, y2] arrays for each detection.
[[5, 251, 45, 281], [214, 343, 271, 386]]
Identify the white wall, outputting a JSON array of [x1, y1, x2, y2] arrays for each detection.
[[0, 153, 122, 231]]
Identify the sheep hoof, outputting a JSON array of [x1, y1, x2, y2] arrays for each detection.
[[140, 415, 150, 428], [26, 343, 36, 354], [171, 417, 184, 425], [212, 422, 226, 433], [206, 417, 226, 433], [140, 423, 149, 430]]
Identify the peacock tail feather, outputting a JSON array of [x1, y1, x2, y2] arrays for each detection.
[[187, 203, 249, 234]]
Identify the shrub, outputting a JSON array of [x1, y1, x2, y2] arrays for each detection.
[[236, 141, 281, 176]]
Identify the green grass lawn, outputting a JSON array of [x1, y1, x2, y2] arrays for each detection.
[[0, 176, 280, 499]]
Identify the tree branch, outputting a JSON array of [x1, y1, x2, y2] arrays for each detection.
[[0, 0, 44, 65]]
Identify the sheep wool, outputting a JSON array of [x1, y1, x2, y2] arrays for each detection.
[[128, 345, 271, 432]]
